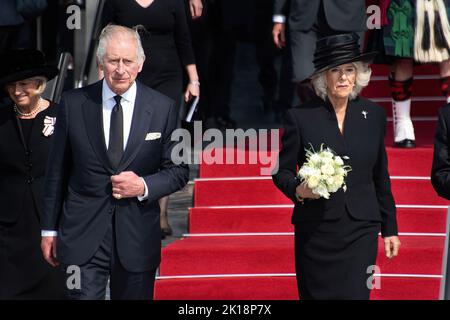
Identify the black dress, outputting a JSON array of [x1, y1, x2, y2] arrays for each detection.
[[102, 0, 195, 106], [0, 102, 65, 299]]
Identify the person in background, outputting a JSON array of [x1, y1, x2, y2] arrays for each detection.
[[0, 49, 65, 299], [272, 0, 367, 103]]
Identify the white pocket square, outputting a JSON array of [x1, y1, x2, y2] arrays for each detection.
[[145, 132, 161, 140]]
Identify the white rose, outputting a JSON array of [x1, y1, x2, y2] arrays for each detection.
[[307, 176, 320, 189], [310, 153, 321, 164], [321, 164, 335, 175], [322, 151, 334, 158], [315, 184, 330, 199], [334, 156, 344, 166], [334, 175, 344, 186]]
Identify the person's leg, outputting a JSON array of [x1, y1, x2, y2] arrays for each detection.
[[289, 29, 317, 103], [62, 224, 112, 300], [109, 225, 156, 300], [390, 58, 415, 148], [159, 196, 172, 237]]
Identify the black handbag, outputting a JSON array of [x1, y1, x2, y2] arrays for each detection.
[[16, 0, 48, 19]]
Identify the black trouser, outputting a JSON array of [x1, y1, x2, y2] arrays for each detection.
[[62, 216, 156, 300]]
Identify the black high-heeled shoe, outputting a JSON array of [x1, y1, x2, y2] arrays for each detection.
[[394, 139, 416, 148]]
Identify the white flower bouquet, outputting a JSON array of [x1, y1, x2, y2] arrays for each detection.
[[297, 144, 352, 199]]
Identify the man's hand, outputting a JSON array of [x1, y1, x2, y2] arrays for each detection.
[[272, 23, 286, 49], [189, 0, 203, 19], [41, 236, 59, 267], [384, 236, 401, 259], [111, 171, 145, 199]]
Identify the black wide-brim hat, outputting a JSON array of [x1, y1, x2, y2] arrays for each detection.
[[0, 49, 59, 89], [310, 33, 377, 78]]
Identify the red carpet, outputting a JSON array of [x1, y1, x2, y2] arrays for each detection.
[[199, 147, 434, 178], [159, 236, 443, 276], [155, 64, 449, 300], [154, 276, 441, 300], [188, 207, 447, 234], [194, 178, 447, 206]]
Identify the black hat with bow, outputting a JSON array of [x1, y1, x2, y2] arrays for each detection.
[[0, 49, 59, 89], [310, 33, 377, 77]]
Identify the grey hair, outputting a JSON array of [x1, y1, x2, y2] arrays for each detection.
[[96, 24, 146, 66], [311, 61, 372, 101]]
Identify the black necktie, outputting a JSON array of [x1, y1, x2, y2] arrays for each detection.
[[108, 95, 123, 169]]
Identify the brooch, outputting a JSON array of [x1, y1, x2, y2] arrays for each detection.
[[42, 116, 56, 137]]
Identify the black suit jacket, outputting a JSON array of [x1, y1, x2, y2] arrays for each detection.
[[272, 96, 398, 237], [42, 81, 189, 272], [273, 0, 367, 32], [431, 105, 450, 199]]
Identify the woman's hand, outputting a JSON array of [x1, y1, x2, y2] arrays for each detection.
[[384, 236, 401, 259], [184, 82, 200, 102], [295, 182, 321, 200]]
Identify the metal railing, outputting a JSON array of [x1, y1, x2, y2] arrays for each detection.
[[43, 52, 73, 103], [440, 206, 450, 299]]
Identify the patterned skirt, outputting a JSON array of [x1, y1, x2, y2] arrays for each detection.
[[380, 0, 450, 62]]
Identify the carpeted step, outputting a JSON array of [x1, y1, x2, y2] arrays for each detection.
[[188, 207, 447, 234], [154, 275, 441, 300], [194, 178, 448, 207], [198, 147, 433, 178], [371, 64, 439, 77], [159, 236, 444, 276], [385, 120, 436, 148], [362, 78, 442, 98]]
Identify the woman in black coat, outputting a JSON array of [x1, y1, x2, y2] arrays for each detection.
[[272, 33, 401, 299], [0, 49, 65, 299]]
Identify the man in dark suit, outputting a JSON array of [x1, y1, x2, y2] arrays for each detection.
[[272, 0, 367, 102], [40, 25, 189, 300]]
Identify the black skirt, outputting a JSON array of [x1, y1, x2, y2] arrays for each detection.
[[294, 209, 380, 300]]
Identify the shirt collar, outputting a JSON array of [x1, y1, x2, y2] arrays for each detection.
[[102, 79, 137, 104]]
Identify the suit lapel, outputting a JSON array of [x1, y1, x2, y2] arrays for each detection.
[[118, 82, 154, 172], [82, 81, 114, 174]]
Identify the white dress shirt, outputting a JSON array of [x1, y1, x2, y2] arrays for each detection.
[[273, 15, 286, 23], [42, 80, 148, 237]]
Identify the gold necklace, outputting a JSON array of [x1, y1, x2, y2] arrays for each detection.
[[14, 98, 43, 117]]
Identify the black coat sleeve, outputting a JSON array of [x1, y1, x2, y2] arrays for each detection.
[[142, 98, 190, 202], [42, 94, 71, 231], [431, 106, 450, 200], [273, 0, 289, 16], [272, 109, 302, 203], [373, 110, 397, 237], [174, 0, 196, 66]]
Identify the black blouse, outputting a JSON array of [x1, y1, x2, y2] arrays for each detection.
[[102, 0, 195, 87]]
